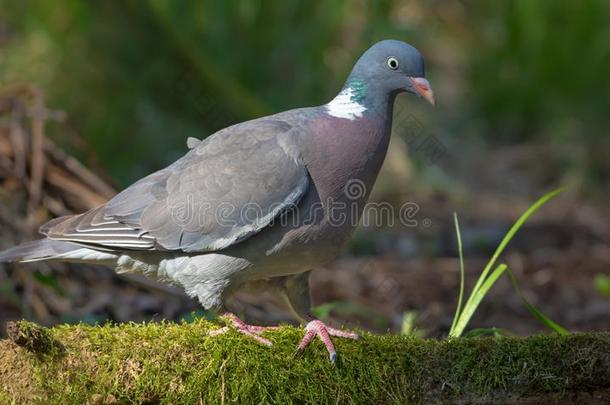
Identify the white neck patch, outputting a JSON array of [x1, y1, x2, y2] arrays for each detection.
[[325, 87, 367, 120]]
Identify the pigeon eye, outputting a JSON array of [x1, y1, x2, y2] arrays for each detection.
[[387, 57, 399, 70]]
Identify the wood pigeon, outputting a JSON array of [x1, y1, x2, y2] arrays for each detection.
[[0, 39, 434, 362]]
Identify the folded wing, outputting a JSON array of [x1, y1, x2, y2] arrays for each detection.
[[42, 119, 309, 253]]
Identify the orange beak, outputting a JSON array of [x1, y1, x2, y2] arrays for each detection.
[[409, 77, 435, 106]]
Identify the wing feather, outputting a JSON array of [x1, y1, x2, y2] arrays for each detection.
[[42, 118, 308, 253]]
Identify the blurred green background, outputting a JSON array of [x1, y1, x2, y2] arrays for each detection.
[[2, 0, 608, 190]]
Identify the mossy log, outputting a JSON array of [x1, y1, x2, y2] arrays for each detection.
[[0, 320, 609, 404]]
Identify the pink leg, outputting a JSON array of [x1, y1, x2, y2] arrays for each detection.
[[294, 320, 360, 363], [209, 312, 278, 346]]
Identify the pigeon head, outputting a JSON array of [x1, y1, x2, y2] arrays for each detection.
[[345, 40, 435, 106]]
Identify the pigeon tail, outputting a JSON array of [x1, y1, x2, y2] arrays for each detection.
[[0, 239, 117, 264]]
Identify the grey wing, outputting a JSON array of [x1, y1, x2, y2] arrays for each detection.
[[42, 119, 309, 253]]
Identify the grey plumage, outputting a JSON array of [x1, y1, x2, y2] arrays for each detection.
[[43, 119, 309, 253], [0, 239, 79, 263], [0, 40, 434, 326]]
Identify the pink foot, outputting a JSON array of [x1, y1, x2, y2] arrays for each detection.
[[294, 320, 360, 363], [209, 313, 279, 346]]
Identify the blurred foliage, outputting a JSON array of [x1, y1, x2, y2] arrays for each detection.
[[594, 274, 610, 298], [0, 0, 420, 184], [463, 0, 610, 190], [32, 271, 63, 296], [1, 0, 609, 188], [400, 310, 426, 337], [467, 1, 610, 141]]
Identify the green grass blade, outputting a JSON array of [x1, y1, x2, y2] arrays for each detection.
[[507, 268, 569, 335], [401, 311, 418, 336], [469, 188, 564, 304], [453, 188, 564, 337], [594, 274, 610, 297], [450, 263, 508, 337], [449, 212, 466, 334]]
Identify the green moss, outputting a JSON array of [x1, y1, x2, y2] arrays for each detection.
[[5, 321, 65, 357], [1, 320, 609, 404]]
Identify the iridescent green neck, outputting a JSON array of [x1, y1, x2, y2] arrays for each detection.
[[345, 78, 367, 104]]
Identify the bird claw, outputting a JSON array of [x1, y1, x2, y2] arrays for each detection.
[[210, 313, 276, 346], [295, 320, 359, 363]]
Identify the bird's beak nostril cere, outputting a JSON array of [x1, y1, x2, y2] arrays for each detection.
[[410, 77, 435, 106]]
